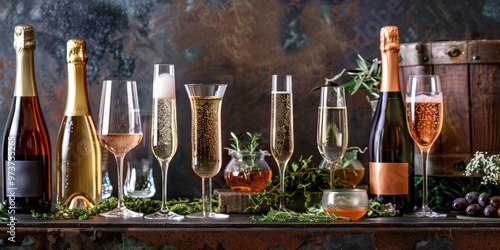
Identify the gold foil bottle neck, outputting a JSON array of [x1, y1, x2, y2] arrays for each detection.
[[67, 39, 87, 64], [14, 24, 36, 50], [380, 26, 399, 53]]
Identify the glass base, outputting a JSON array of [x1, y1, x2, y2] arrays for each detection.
[[186, 211, 229, 219], [99, 206, 143, 218], [404, 207, 447, 218], [144, 210, 184, 220]]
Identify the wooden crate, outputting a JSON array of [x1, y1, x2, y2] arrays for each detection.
[[216, 189, 268, 213], [399, 40, 500, 176]]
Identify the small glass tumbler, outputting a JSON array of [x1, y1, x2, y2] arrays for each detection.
[[124, 157, 156, 198], [322, 189, 369, 221], [124, 111, 156, 198]]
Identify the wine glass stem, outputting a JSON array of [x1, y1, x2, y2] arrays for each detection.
[[115, 155, 125, 209], [421, 148, 430, 210], [160, 161, 170, 213], [330, 162, 335, 189], [208, 178, 214, 214], [201, 177, 213, 217], [278, 162, 287, 210]]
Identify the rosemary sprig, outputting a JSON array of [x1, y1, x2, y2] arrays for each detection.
[[229, 132, 262, 154], [229, 132, 244, 152], [31, 196, 220, 220], [245, 132, 261, 153], [251, 207, 340, 223]]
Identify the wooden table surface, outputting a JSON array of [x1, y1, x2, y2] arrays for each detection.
[[1, 213, 499, 249]]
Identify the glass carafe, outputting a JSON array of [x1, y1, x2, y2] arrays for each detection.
[[224, 150, 273, 193]]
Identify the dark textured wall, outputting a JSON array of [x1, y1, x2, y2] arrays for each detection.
[[0, 0, 498, 200]]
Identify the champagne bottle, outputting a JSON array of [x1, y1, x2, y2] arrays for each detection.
[[56, 39, 102, 209], [1, 24, 52, 213], [368, 26, 415, 213]]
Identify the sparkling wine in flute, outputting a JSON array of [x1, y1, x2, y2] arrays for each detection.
[[404, 74, 445, 217], [185, 83, 227, 219], [190, 96, 223, 178], [151, 98, 177, 162], [98, 133, 143, 156], [270, 74, 294, 211], [146, 64, 183, 220], [270, 92, 294, 162], [405, 95, 443, 149], [317, 106, 348, 163]]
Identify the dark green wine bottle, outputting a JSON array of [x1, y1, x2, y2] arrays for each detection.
[[368, 26, 415, 214]]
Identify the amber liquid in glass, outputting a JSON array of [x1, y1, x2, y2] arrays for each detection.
[[334, 168, 365, 187], [323, 206, 367, 220], [224, 170, 273, 192]]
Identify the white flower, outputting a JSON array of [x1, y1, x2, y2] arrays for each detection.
[[465, 152, 500, 186]]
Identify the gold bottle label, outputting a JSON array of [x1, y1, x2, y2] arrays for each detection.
[[369, 162, 409, 195]]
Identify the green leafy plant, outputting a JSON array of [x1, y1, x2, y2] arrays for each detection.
[[32, 196, 220, 220], [365, 200, 399, 218], [246, 155, 401, 220], [311, 54, 381, 99], [0, 202, 9, 222], [229, 132, 262, 153], [228, 132, 269, 180], [32, 198, 120, 220], [251, 206, 340, 223], [246, 155, 353, 212]]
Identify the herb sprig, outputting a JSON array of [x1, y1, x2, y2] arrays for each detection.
[[0, 202, 9, 222], [246, 155, 353, 213], [229, 132, 262, 153], [32, 196, 220, 220], [365, 200, 399, 218], [251, 207, 340, 223], [311, 54, 381, 99]]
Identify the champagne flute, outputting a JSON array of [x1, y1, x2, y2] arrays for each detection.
[[404, 75, 446, 217], [185, 83, 229, 219], [317, 86, 348, 189], [270, 75, 294, 210], [98, 80, 143, 218], [145, 64, 184, 220]]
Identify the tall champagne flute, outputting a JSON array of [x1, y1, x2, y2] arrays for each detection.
[[185, 83, 229, 219], [270, 75, 294, 210], [145, 64, 184, 220], [98, 80, 143, 218], [317, 86, 348, 189], [404, 75, 446, 217]]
